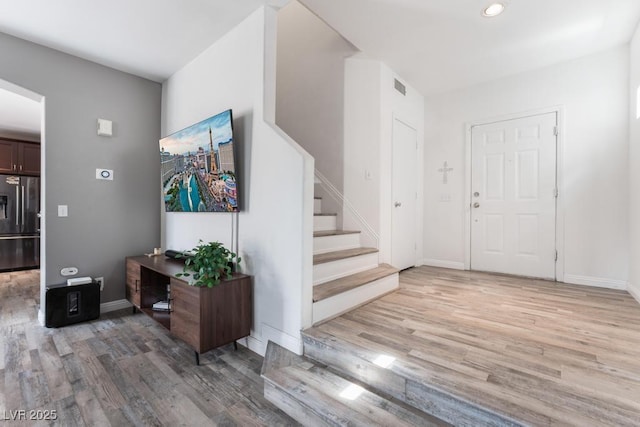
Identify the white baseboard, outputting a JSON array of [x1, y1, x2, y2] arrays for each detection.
[[563, 274, 627, 290], [262, 323, 303, 356], [627, 284, 640, 304], [421, 259, 465, 270], [245, 325, 303, 357], [246, 335, 266, 356], [100, 299, 132, 313]]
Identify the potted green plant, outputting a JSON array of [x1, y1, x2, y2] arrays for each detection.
[[176, 240, 241, 287]]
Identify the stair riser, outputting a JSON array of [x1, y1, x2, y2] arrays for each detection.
[[263, 341, 443, 427], [314, 199, 322, 215], [312, 274, 399, 324], [264, 381, 329, 426], [313, 252, 378, 285], [313, 233, 361, 255], [314, 215, 337, 232], [302, 334, 523, 427]]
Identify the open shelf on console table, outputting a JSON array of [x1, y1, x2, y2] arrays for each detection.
[[125, 255, 252, 364]]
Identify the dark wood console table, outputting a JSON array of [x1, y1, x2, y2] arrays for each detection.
[[125, 255, 252, 364]]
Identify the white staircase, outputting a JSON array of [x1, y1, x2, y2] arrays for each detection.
[[312, 194, 399, 324]]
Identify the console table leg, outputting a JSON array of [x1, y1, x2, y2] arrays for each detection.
[[194, 351, 200, 365], [233, 341, 238, 351], [132, 306, 137, 314]]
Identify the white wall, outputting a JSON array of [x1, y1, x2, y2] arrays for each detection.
[[629, 26, 640, 303], [344, 57, 425, 264], [276, 0, 357, 197], [162, 7, 313, 356], [344, 57, 381, 245], [424, 47, 630, 287]]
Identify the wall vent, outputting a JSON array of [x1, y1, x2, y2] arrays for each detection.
[[394, 78, 406, 96]]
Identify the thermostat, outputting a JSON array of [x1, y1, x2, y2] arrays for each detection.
[[97, 119, 113, 136], [96, 168, 113, 180]]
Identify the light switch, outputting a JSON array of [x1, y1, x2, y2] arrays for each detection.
[[58, 205, 68, 217]]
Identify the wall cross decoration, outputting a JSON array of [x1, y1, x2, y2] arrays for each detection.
[[438, 161, 453, 184]]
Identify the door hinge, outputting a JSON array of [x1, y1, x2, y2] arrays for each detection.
[[555, 250, 558, 261], [553, 188, 558, 198], [553, 126, 559, 136]]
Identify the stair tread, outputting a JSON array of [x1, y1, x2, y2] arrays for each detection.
[[301, 329, 521, 427], [314, 213, 337, 216], [313, 229, 361, 237], [313, 247, 378, 265], [314, 264, 399, 302], [262, 341, 445, 427]]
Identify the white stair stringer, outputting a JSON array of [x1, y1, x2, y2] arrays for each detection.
[[312, 273, 399, 324], [313, 215, 336, 232], [313, 232, 361, 255], [313, 252, 378, 285]]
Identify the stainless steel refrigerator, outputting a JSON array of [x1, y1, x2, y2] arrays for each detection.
[[0, 175, 40, 271]]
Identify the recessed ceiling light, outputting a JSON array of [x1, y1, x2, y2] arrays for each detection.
[[482, 3, 505, 17]]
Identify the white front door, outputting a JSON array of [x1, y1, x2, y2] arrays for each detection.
[[470, 112, 557, 279], [391, 118, 417, 270]]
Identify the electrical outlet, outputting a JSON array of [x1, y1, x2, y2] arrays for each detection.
[[95, 277, 104, 291]]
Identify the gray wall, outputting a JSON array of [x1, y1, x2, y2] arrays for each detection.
[[0, 32, 162, 305]]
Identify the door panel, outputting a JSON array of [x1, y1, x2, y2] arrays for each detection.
[[22, 177, 40, 234], [19, 143, 40, 176], [0, 175, 20, 235], [516, 150, 539, 199], [0, 141, 17, 174], [471, 112, 557, 279], [516, 214, 538, 255], [485, 154, 505, 200], [484, 214, 504, 253]]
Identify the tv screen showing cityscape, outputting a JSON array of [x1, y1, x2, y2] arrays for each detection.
[[160, 109, 238, 213]]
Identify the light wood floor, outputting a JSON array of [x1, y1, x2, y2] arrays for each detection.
[[0, 270, 298, 426], [314, 266, 640, 426]]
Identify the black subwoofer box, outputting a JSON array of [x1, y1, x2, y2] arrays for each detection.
[[45, 281, 100, 327]]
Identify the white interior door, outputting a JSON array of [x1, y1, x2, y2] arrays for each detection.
[[392, 118, 417, 270], [471, 112, 557, 279]]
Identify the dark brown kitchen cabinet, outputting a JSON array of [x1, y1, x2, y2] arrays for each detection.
[[0, 138, 40, 175]]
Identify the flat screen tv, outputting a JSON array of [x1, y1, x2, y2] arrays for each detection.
[[160, 109, 238, 212]]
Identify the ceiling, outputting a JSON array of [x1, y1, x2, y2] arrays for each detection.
[[300, 0, 640, 95], [1, 0, 640, 136], [0, 87, 41, 140]]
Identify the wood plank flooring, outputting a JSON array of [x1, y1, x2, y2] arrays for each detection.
[[311, 266, 640, 426], [0, 270, 298, 426]]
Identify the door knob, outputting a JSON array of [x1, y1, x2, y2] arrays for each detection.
[[394, 202, 402, 207], [473, 202, 480, 208]]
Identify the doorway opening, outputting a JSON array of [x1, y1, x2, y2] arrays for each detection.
[[0, 78, 45, 321]]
